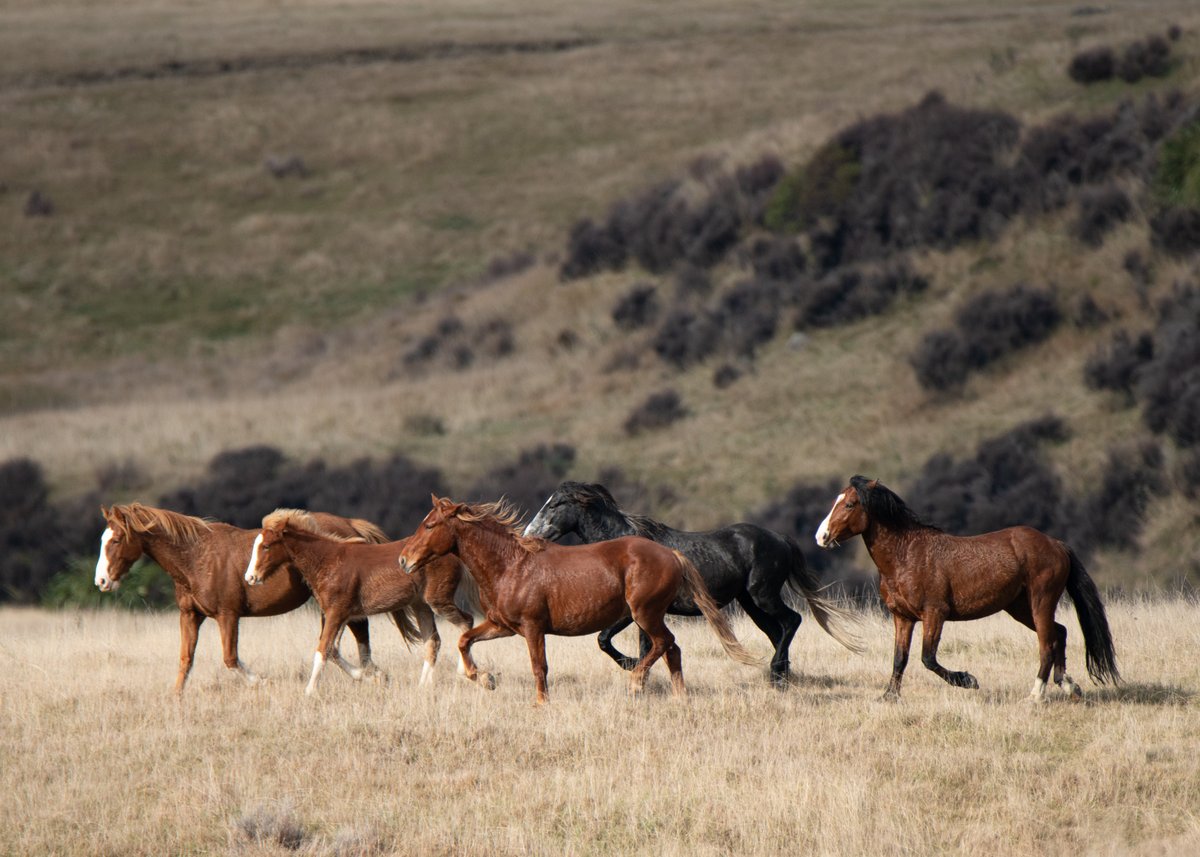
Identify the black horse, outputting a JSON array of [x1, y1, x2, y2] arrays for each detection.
[[522, 482, 862, 685]]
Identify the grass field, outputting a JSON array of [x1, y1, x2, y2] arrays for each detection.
[[3, 599, 1198, 855]]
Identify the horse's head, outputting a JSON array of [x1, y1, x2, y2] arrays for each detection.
[[95, 505, 147, 592], [399, 495, 463, 574], [244, 521, 289, 586], [815, 477, 874, 549], [522, 486, 579, 540]]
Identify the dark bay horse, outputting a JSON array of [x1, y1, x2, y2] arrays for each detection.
[[245, 509, 473, 694], [523, 482, 862, 685], [398, 496, 760, 705], [815, 476, 1120, 701], [94, 503, 384, 693]]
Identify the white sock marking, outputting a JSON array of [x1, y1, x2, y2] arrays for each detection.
[[1030, 678, 1047, 701], [815, 493, 844, 547], [419, 661, 433, 686], [244, 534, 263, 584], [95, 528, 114, 590], [305, 652, 326, 696]]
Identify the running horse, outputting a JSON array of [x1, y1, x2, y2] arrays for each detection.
[[398, 496, 761, 705], [523, 482, 862, 685], [94, 503, 385, 693], [244, 509, 474, 695], [815, 476, 1120, 701]]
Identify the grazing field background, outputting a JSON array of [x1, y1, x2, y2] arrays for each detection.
[[2, 601, 1198, 856]]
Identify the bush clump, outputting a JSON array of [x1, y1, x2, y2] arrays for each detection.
[[795, 261, 928, 329], [465, 443, 576, 519], [1074, 184, 1133, 246], [1084, 329, 1154, 400], [1068, 31, 1174, 85], [1134, 284, 1200, 447], [1068, 46, 1116, 84], [611, 284, 660, 331], [911, 283, 1063, 392], [623, 390, 688, 435], [1070, 440, 1165, 551]]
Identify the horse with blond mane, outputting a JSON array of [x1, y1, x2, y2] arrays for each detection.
[[398, 496, 761, 705], [245, 508, 473, 695], [95, 503, 386, 693]]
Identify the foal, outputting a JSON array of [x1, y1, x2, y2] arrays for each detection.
[[398, 496, 761, 705], [245, 509, 472, 694], [816, 476, 1119, 701], [94, 503, 383, 692]]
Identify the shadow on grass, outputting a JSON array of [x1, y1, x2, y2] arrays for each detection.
[[1087, 682, 1194, 706]]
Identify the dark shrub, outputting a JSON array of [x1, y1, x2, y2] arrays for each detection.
[[465, 443, 576, 518], [712, 363, 742, 388], [1123, 249, 1154, 287], [624, 390, 688, 436], [716, 280, 781, 359], [0, 459, 61, 602], [403, 314, 516, 370], [483, 250, 535, 283], [1070, 440, 1165, 550], [910, 329, 971, 392], [1150, 206, 1200, 256], [1135, 285, 1200, 447], [1068, 46, 1115, 84], [1167, 25, 1182, 42], [1074, 184, 1133, 246], [1083, 329, 1154, 400], [560, 217, 627, 280], [1073, 294, 1111, 328], [908, 416, 1072, 538], [652, 309, 721, 369], [796, 261, 928, 329], [612, 284, 660, 331], [1117, 35, 1172, 82], [745, 236, 807, 282], [1178, 450, 1200, 499]]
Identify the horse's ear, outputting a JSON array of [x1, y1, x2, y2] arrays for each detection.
[[430, 493, 443, 507], [99, 505, 109, 518]]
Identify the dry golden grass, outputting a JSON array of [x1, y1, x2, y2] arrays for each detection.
[[2, 599, 1199, 855]]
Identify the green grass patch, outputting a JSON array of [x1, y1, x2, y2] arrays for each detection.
[[1153, 120, 1200, 208]]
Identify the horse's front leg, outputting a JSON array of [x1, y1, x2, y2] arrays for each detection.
[[175, 608, 204, 694], [307, 609, 347, 696], [217, 612, 260, 686], [458, 619, 515, 690], [523, 624, 550, 706], [883, 614, 915, 701], [920, 612, 978, 690], [597, 616, 639, 671]]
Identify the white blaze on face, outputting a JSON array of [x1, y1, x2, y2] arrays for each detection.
[[815, 493, 845, 547], [245, 534, 264, 584], [95, 528, 114, 590], [522, 493, 555, 538]]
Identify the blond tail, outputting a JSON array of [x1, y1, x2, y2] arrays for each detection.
[[673, 551, 762, 666], [784, 538, 865, 654], [348, 518, 389, 544]]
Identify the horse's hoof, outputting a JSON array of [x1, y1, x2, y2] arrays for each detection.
[[617, 658, 639, 672], [477, 672, 497, 691], [880, 689, 902, 703], [951, 672, 978, 689]]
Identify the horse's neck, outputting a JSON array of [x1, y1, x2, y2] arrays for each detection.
[[580, 507, 634, 542], [140, 529, 207, 587], [861, 522, 912, 577], [452, 523, 521, 599]]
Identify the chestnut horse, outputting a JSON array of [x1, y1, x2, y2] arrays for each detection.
[[245, 509, 473, 695], [815, 476, 1119, 701], [523, 481, 862, 684], [398, 496, 761, 705], [94, 503, 385, 693]]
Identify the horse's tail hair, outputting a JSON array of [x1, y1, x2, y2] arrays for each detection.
[[347, 518, 389, 544], [453, 563, 484, 618], [784, 537, 866, 654], [673, 551, 762, 666], [390, 607, 422, 650], [1064, 546, 1120, 685]]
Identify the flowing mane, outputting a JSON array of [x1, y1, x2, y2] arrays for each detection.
[[850, 475, 938, 533], [114, 503, 213, 544], [262, 508, 365, 542], [456, 498, 546, 552], [556, 481, 665, 537]]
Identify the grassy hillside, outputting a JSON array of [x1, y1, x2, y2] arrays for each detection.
[[2, 602, 1199, 855], [2, 0, 1200, 591]]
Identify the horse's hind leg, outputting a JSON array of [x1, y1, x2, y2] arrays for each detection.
[[920, 612, 978, 690], [738, 592, 799, 688], [344, 618, 377, 677], [409, 604, 440, 687], [1005, 598, 1079, 702], [175, 608, 204, 694], [628, 614, 672, 697], [423, 578, 474, 677], [598, 617, 640, 671], [217, 612, 260, 686]]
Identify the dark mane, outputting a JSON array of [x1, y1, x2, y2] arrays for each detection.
[[557, 482, 670, 538], [851, 475, 938, 533]]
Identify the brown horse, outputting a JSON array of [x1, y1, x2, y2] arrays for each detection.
[[397, 496, 761, 705], [245, 509, 474, 695], [815, 476, 1119, 701], [94, 503, 386, 693]]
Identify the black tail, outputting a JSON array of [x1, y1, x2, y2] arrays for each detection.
[[1065, 547, 1120, 685], [784, 538, 864, 654]]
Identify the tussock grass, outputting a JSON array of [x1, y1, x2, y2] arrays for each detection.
[[2, 600, 1199, 855]]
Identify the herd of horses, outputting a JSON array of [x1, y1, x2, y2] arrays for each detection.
[[93, 478, 1120, 705]]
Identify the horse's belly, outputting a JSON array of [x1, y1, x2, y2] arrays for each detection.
[[546, 600, 630, 636]]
